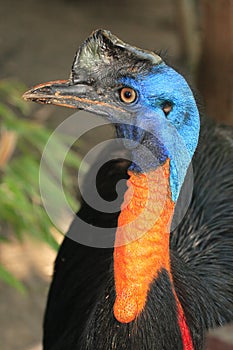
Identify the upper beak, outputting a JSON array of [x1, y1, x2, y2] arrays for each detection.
[[22, 79, 98, 109]]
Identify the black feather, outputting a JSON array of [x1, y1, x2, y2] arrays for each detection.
[[43, 117, 233, 349]]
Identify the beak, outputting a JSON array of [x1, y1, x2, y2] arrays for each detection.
[[22, 79, 100, 110], [23, 79, 124, 116]]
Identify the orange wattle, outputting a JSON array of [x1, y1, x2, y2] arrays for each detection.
[[113, 158, 194, 349], [113, 158, 174, 322]]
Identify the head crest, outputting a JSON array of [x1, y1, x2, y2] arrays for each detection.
[[71, 29, 163, 83]]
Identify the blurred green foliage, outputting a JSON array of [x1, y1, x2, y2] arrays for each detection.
[[0, 80, 80, 292]]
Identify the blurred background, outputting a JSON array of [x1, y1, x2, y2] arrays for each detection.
[[0, 0, 232, 349]]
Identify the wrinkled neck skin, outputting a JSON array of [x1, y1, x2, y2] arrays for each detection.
[[113, 70, 199, 350], [113, 159, 194, 350], [114, 158, 174, 322]]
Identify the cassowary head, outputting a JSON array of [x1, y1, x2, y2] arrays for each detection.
[[23, 29, 200, 202]]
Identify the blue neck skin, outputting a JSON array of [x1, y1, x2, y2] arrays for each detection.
[[118, 64, 200, 202]]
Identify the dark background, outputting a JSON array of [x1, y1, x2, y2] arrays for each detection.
[[0, 1, 232, 349]]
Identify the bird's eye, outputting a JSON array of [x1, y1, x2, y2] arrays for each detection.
[[119, 87, 137, 104], [162, 101, 173, 116]]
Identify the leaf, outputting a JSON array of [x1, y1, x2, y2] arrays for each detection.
[[0, 264, 26, 294], [0, 79, 81, 290]]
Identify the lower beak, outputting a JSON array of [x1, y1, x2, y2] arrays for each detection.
[[22, 80, 95, 109]]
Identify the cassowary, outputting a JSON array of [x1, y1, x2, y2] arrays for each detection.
[[23, 30, 233, 350]]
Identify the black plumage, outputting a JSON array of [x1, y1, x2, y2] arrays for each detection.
[[42, 119, 233, 350]]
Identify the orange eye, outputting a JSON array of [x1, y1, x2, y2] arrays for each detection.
[[119, 87, 137, 104]]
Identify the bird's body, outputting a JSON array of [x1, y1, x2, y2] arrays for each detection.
[[23, 30, 233, 350]]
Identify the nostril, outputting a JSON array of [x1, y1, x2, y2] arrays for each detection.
[[33, 86, 54, 95]]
